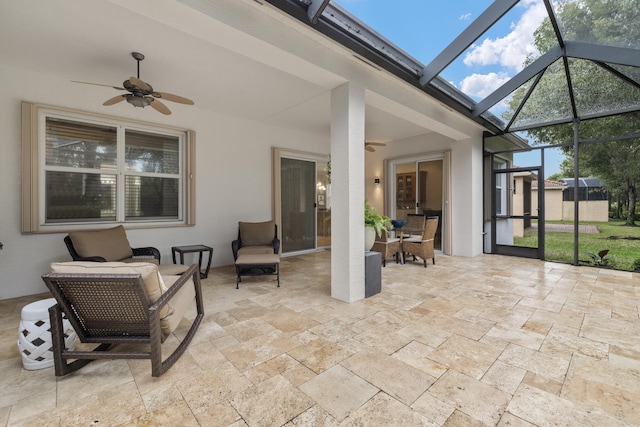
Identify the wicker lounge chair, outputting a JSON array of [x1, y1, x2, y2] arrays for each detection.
[[64, 225, 188, 276], [42, 262, 204, 377], [231, 220, 280, 288], [232, 221, 280, 259], [64, 225, 161, 263]]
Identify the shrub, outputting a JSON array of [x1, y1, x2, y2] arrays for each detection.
[[583, 249, 613, 267]]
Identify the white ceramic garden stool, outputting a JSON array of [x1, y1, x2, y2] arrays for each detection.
[[17, 298, 77, 370]]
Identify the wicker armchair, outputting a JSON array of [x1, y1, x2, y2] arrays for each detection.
[[42, 262, 204, 377], [231, 221, 280, 260], [371, 229, 402, 267], [64, 225, 161, 263], [401, 217, 439, 267], [405, 214, 426, 237], [231, 221, 281, 287]]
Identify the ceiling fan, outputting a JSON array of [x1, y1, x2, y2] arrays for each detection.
[[72, 52, 194, 115], [365, 141, 386, 152]]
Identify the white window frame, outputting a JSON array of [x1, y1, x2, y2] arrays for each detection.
[[21, 102, 196, 233]]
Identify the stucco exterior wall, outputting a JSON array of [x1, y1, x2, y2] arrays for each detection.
[[532, 188, 564, 221], [0, 64, 328, 299], [562, 200, 609, 222]]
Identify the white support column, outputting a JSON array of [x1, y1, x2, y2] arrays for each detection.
[[330, 82, 366, 303]]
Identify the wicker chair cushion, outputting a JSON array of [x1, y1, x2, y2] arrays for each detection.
[[158, 263, 190, 276], [120, 257, 160, 265], [160, 274, 197, 335], [239, 221, 274, 246], [68, 225, 134, 261], [50, 261, 171, 319], [237, 245, 274, 256]]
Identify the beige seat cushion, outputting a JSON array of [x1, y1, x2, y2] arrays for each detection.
[[159, 274, 196, 335], [68, 225, 133, 261], [237, 245, 274, 256], [158, 263, 190, 276], [120, 257, 159, 265], [50, 261, 172, 319], [235, 253, 280, 265], [239, 221, 275, 246]]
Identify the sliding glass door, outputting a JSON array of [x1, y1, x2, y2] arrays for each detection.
[[279, 155, 331, 254], [393, 158, 444, 251], [281, 157, 316, 253]]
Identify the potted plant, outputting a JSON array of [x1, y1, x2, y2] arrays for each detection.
[[365, 201, 391, 251]]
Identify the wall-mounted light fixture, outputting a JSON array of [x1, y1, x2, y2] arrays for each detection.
[[374, 176, 380, 185]]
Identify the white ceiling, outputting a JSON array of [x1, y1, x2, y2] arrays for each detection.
[[0, 0, 453, 142]]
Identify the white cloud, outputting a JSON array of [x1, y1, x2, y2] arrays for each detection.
[[460, 72, 511, 99], [459, 13, 472, 21], [463, 1, 547, 71]]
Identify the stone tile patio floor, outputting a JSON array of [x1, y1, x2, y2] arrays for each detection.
[[1, 250, 640, 426]]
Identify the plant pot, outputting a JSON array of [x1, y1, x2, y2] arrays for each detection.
[[365, 226, 376, 251]]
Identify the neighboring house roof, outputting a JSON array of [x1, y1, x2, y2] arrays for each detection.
[[532, 179, 567, 190], [558, 178, 605, 188]]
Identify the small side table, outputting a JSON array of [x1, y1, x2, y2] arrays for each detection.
[[171, 244, 213, 279]]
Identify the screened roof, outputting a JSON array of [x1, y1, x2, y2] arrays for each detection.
[[264, 0, 640, 136]]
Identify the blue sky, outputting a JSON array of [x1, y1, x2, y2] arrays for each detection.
[[333, 0, 546, 100], [333, 0, 565, 177]]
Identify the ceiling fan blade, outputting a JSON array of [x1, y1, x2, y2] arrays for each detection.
[[365, 142, 386, 146], [365, 145, 376, 152], [152, 92, 194, 105], [129, 76, 152, 91], [72, 80, 125, 90], [103, 95, 126, 106], [149, 99, 171, 115]]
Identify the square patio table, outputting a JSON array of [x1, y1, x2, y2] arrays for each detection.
[[171, 244, 213, 279]]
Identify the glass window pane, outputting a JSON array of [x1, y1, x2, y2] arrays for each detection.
[[125, 176, 179, 220], [46, 118, 117, 169], [45, 171, 116, 222], [316, 161, 331, 248], [125, 130, 179, 174]]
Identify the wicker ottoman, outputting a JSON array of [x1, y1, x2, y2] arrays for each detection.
[[18, 298, 77, 370], [234, 253, 280, 289]]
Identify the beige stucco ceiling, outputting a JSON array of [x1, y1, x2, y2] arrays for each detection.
[[0, 0, 473, 142]]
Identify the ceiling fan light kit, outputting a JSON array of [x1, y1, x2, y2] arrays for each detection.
[[126, 94, 151, 108], [73, 52, 194, 115]]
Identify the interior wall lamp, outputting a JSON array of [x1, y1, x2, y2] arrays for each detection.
[[374, 176, 380, 185]]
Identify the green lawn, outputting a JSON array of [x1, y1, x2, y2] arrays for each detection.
[[515, 219, 640, 271]]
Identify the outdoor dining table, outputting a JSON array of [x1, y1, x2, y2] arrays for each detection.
[[391, 226, 423, 240]]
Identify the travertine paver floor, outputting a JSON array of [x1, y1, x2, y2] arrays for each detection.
[[1, 251, 640, 426]]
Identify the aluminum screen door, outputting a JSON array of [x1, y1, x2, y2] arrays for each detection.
[[492, 165, 544, 259], [280, 157, 316, 253]]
